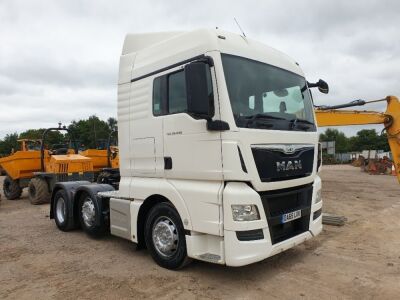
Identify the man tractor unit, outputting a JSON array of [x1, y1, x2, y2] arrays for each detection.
[[49, 29, 400, 269]]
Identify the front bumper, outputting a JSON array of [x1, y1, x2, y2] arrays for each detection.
[[222, 177, 322, 267]]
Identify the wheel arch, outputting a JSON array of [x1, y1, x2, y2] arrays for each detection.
[[136, 186, 192, 248], [49, 181, 91, 220], [136, 194, 170, 248]]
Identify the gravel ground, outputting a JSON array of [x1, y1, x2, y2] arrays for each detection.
[[0, 165, 399, 299]]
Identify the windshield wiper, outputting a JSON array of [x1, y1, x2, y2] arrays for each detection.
[[290, 118, 314, 130], [243, 113, 287, 121], [238, 114, 287, 128]]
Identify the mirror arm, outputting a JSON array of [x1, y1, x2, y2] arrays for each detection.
[[307, 81, 318, 88]]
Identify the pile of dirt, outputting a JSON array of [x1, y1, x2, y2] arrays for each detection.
[[351, 155, 365, 167], [365, 157, 393, 175]]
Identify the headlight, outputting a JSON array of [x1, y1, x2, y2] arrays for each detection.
[[315, 189, 322, 203], [231, 205, 260, 221]]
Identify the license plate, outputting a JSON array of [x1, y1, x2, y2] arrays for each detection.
[[281, 210, 301, 223]]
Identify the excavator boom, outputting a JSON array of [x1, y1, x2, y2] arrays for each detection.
[[315, 96, 400, 183]]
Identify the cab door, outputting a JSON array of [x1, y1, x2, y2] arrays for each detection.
[[160, 62, 223, 181], [153, 58, 223, 235]]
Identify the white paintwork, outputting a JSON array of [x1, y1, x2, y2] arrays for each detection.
[[113, 28, 322, 266]]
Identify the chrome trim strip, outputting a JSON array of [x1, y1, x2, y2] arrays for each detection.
[[251, 144, 314, 154]]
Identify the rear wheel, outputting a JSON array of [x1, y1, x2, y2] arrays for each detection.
[[3, 176, 22, 200], [53, 189, 74, 231], [144, 202, 191, 269], [28, 177, 50, 205], [78, 193, 108, 237]]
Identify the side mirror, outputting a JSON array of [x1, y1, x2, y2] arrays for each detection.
[[185, 62, 213, 119], [308, 79, 329, 94], [317, 79, 329, 94]]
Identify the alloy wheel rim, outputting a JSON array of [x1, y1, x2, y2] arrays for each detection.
[[152, 216, 179, 258], [56, 197, 66, 223], [81, 197, 96, 227]]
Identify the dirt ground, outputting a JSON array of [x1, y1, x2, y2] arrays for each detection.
[[0, 165, 399, 299]]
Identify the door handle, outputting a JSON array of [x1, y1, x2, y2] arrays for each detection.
[[164, 157, 172, 170]]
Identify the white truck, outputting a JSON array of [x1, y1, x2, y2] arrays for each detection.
[[50, 29, 326, 269]]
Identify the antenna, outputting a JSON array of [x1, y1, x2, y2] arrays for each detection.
[[234, 18, 246, 37]]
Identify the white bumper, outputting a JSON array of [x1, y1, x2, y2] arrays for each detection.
[[187, 177, 323, 266]]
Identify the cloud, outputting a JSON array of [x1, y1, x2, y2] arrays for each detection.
[[0, 0, 399, 139]]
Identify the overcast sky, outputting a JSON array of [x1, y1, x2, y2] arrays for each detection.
[[1, 0, 399, 138]]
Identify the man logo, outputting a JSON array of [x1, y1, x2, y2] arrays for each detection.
[[276, 160, 302, 172], [283, 145, 296, 154]]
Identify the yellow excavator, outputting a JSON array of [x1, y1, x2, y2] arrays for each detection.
[[315, 95, 400, 183]]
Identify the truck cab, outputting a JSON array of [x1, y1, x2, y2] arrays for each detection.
[[51, 29, 323, 269], [116, 29, 322, 267]]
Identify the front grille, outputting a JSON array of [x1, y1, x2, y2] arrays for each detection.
[[58, 163, 68, 173], [259, 183, 313, 244], [252, 145, 314, 182]]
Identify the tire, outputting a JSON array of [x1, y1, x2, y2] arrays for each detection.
[[78, 193, 108, 237], [144, 202, 191, 270], [3, 176, 22, 200], [28, 177, 50, 205], [53, 189, 75, 231]]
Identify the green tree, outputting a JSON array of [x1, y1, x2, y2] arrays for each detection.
[[319, 128, 349, 153], [0, 133, 19, 155], [107, 117, 117, 131], [19, 129, 65, 148], [349, 129, 388, 152], [68, 115, 112, 149]]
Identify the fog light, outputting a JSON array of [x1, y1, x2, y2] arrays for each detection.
[[231, 205, 260, 221], [315, 189, 322, 203]]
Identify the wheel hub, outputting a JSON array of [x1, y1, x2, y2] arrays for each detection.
[[56, 197, 66, 223], [81, 198, 96, 227], [152, 217, 179, 257]]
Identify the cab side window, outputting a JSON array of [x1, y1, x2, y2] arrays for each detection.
[[153, 77, 163, 116], [152, 63, 213, 116]]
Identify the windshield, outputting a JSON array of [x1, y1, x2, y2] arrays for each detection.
[[221, 54, 316, 131]]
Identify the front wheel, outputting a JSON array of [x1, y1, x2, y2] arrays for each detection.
[[78, 193, 108, 237], [144, 202, 191, 270]]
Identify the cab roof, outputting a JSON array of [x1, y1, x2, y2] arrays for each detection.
[[120, 29, 304, 84]]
